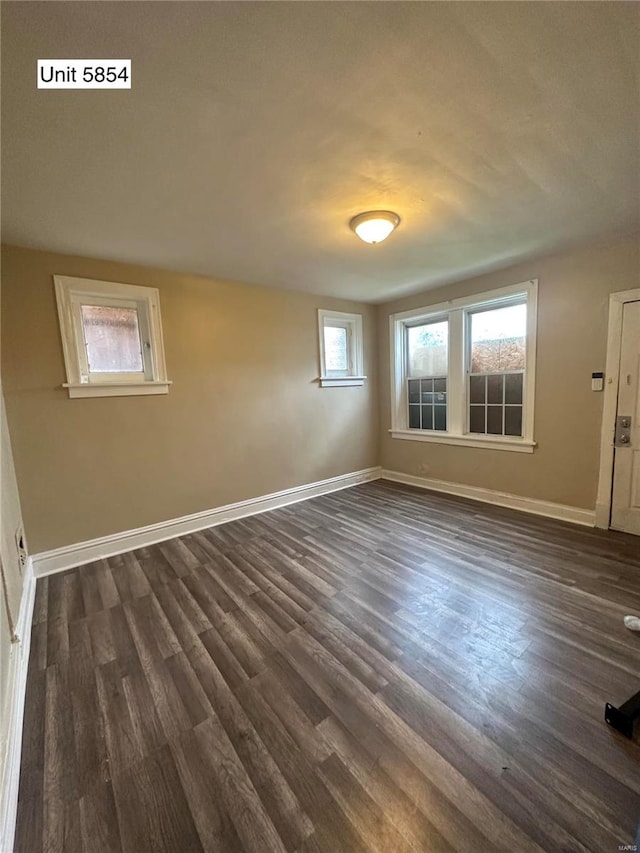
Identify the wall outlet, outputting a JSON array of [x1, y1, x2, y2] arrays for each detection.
[[15, 527, 27, 571]]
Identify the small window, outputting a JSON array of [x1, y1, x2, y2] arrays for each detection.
[[80, 304, 144, 374], [54, 275, 171, 398], [324, 325, 349, 373], [318, 310, 365, 387]]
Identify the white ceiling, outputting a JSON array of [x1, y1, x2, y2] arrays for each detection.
[[2, 1, 639, 302]]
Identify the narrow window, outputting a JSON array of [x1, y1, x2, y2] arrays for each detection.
[[407, 319, 448, 431], [323, 324, 350, 374]]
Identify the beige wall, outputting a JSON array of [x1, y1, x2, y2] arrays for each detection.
[[378, 235, 640, 510], [1, 245, 378, 554]]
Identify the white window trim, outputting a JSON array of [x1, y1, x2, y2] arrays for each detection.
[[389, 280, 537, 452], [54, 275, 171, 398], [318, 309, 366, 387]]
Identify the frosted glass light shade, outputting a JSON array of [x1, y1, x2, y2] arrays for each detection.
[[350, 210, 400, 244]]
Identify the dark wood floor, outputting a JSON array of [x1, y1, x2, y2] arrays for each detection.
[[14, 480, 640, 852]]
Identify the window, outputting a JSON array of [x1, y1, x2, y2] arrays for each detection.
[[468, 304, 526, 437], [407, 319, 448, 431], [54, 275, 171, 398], [318, 310, 365, 387], [389, 280, 537, 452]]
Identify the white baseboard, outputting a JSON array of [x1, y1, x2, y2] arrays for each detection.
[[31, 466, 382, 577], [0, 558, 36, 853], [29, 465, 596, 577], [380, 469, 596, 527]]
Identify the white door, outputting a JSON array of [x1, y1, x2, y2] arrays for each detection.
[[611, 300, 640, 534]]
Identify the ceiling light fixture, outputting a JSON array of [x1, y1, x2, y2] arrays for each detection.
[[349, 210, 400, 244]]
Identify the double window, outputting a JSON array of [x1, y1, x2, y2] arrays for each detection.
[[390, 281, 537, 452]]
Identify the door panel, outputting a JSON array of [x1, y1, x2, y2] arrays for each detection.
[[611, 300, 640, 534]]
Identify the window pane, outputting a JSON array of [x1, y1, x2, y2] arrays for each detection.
[[420, 378, 434, 403], [408, 379, 420, 404], [421, 405, 433, 430], [469, 406, 485, 434], [505, 406, 523, 436], [469, 375, 486, 404], [408, 320, 448, 377], [409, 405, 421, 429], [81, 305, 143, 373], [487, 374, 504, 404], [324, 325, 348, 371], [434, 405, 446, 431], [470, 304, 526, 373], [487, 405, 503, 435], [505, 373, 523, 404]]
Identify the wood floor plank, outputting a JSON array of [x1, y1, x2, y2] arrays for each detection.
[[198, 624, 249, 693], [317, 752, 416, 853], [64, 571, 85, 623], [94, 559, 121, 611], [181, 637, 313, 850], [95, 659, 142, 777], [110, 551, 151, 602], [79, 780, 121, 853], [80, 565, 103, 616], [318, 715, 456, 853], [87, 609, 118, 667], [69, 631, 109, 798], [111, 745, 203, 853], [15, 481, 640, 853], [43, 662, 79, 852], [251, 668, 333, 765], [170, 728, 245, 853], [237, 682, 371, 853], [191, 715, 288, 853]]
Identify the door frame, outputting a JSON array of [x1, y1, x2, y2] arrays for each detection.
[[595, 287, 640, 529]]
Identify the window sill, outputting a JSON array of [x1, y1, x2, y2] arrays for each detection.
[[63, 381, 172, 399], [389, 429, 536, 453], [319, 376, 367, 388]]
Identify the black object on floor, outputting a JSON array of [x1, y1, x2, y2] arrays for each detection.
[[605, 690, 640, 738]]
